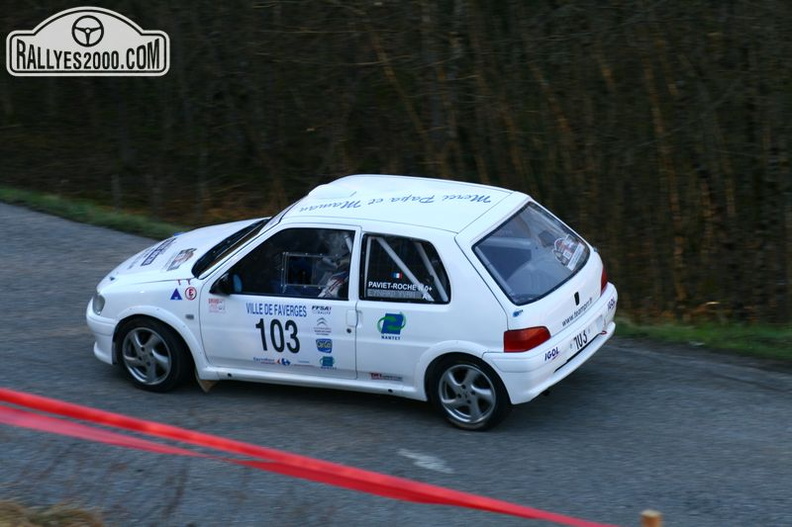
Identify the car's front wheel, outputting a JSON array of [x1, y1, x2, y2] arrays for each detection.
[[117, 318, 191, 392], [430, 357, 511, 431]]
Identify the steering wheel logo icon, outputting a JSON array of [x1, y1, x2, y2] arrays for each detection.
[[71, 15, 104, 47]]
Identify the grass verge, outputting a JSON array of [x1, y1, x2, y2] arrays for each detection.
[[0, 186, 185, 240], [616, 317, 791, 363]]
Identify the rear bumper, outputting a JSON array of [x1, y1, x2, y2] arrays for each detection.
[[485, 286, 617, 405], [500, 320, 615, 404]]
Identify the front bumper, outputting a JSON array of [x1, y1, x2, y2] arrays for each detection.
[[86, 301, 116, 365]]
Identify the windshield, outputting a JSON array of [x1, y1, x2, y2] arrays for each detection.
[[191, 218, 270, 277], [474, 202, 589, 305]]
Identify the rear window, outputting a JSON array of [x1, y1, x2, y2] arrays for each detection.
[[473, 202, 589, 305]]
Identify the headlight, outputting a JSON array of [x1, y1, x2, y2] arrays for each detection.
[[92, 292, 106, 315]]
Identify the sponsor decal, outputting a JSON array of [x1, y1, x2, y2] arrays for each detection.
[[316, 339, 333, 354], [319, 356, 335, 369], [253, 356, 275, 365], [553, 235, 584, 270], [368, 281, 432, 292], [170, 286, 196, 302], [367, 281, 431, 300], [245, 302, 307, 317], [561, 296, 593, 327], [389, 194, 436, 204], [313, 317, 331, 335], [141, 238, 176, 266], [311, 305, 332, 315], [276, 358, 291, 366], [299, 199, 361, 213], [370, 373, 403, 382], [166, 248, 196, 271], [367, 288, 426, 300], [544, 347, 560, 362], [441, 193, 491, 203], [298, 193, 491, 213], [6, 6, 169, 77], [377, 312, 406, 340], [208, 298, 226, 313]]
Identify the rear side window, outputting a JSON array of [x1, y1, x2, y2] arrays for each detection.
[[474, 202, 589, 305], [360, 234, 450, 304]]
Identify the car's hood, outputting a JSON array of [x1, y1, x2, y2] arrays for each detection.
[[102, 218, 264, 285]]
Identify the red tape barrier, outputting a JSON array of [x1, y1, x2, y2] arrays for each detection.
[[0, 388, 618, 527]]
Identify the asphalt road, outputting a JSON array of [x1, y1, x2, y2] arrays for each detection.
[[1, 202, 790, 527]]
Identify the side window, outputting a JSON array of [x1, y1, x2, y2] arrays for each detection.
[[360, 234, 450, 304], [230, 228, 354, 299]]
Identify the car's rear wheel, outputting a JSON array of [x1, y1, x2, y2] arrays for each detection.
[[117, 318, 190, 392], [430, 357, 511, 431]]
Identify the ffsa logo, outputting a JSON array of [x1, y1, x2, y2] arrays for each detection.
[[6, 7, 169, 76]]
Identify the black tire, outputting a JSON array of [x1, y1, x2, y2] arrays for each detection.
[[429, 357, 512, 431], [116, 318, 191, 393]]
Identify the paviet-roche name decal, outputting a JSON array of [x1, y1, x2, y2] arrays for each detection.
[[6, 7, 169, 76]]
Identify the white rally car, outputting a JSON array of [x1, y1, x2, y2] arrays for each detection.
[[87, 175, 617, 430]]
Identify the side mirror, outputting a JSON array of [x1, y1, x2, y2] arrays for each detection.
[[210, 273, 234, 295]]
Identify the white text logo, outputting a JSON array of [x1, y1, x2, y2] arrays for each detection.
[[6, 7, 169, 76]]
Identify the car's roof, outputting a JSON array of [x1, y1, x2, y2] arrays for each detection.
[[284, 174, 518, 233]]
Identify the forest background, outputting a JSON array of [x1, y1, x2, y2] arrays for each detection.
[[1, 0, 790, 324]]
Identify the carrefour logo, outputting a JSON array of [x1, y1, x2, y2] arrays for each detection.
[[377, 313, 406, 340], [7, 6, 169, 76]]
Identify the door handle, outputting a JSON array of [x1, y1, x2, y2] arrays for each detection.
[[346, 309, 358, 327]]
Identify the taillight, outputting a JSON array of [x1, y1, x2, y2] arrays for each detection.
[[600, 265, 608, 293], [503, 326, 550, 352]]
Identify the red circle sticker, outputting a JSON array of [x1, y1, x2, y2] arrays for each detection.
[[185, 286, 197, 300]]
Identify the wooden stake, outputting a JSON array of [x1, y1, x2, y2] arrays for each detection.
[[641, 509, 663, 527]]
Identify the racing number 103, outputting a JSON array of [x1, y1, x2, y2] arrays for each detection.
[[255, 318, 300, 353]]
